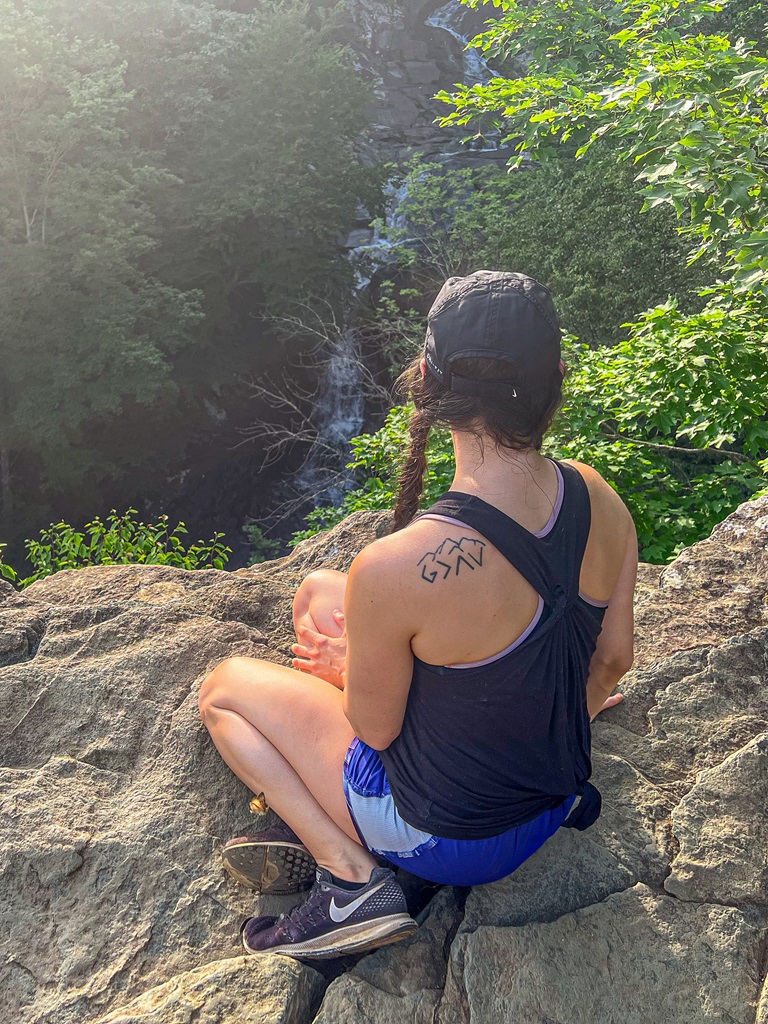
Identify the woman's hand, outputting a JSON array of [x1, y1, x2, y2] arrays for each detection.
[[291, 609, 347, 689], [590, 691, 624, 722]]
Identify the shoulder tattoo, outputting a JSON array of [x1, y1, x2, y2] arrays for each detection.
[[417, 535, 486, 584]]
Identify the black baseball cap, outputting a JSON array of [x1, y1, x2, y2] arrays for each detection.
[[424, 271, 562, 400]]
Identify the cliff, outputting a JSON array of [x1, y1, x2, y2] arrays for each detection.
[[1, 498, 767, 1024], [344, 0, 508, 167]]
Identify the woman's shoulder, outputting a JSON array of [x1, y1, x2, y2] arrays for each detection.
[[353, 516, 461, 564], [559, 459, 633, 524], [349, 516, 482, 593]]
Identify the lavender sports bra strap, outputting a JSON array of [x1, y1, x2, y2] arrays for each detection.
[[418, 462, 592, 608]]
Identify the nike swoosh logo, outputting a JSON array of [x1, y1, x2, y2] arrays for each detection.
[[328, 880, 387, 923]]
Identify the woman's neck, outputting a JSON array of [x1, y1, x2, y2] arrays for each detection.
[[450, 430, 550, 501]]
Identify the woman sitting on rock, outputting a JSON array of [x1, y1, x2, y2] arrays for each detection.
[[198, 271, 637, 960]]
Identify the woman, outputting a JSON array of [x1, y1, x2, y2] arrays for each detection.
[[198, 271, 637, 960]]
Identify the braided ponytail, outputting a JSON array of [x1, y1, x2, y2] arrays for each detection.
[[389, 351, 564, 534], [391, 408, 433, 532]]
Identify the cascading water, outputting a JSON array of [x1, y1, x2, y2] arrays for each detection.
[[268, 4, 508, 529], [349, 178, 412, 293], [425, 0, 493, 86], [268, 179, 415, 530], [293, 329, 366, 508]]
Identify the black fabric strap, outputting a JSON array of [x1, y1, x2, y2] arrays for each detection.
[[417, 460, 592, 608]]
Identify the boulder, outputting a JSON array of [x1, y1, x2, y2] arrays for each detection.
[[0, 564, 312, 1023], [665, 732, 768, 906], [92, 957, 324, 1024], [1, 495, 767, 1023], [340, 0, 511, 168], [439, 885, 766, 1024]]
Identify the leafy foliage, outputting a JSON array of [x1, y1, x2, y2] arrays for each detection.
[[0, 0, 203, 496], [0, 0, 372, 550], [292, 300, 768, 561], [243, 524, 282, 566], [441, 0, 768, 290], [0, 510, 231, 588], [555, 293, 768, 559], [373, 154, 709, 345], [289, 0, 768, 563]]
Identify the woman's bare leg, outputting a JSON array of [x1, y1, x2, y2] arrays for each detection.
[[292, 569, 348, 639], [291, 570, 349, 684], [199, 655, 376, 882]]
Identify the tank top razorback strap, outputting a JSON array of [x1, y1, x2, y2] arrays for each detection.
[[417, 460, 592, 610]]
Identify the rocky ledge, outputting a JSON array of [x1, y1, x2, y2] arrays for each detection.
[[1, 499, 767, 1024]]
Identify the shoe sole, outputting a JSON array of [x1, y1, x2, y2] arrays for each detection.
[[242, 914, 418, 959], [222, 841, 316, 895]]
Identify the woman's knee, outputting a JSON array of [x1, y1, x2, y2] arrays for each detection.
[[198, 656, 263, 722], [293, 569, 348, 635], [293, 569, 339, 611]]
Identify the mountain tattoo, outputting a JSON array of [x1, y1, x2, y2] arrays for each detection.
[[417, 536, 486, 584]]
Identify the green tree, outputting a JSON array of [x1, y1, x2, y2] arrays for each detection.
[[441, 0, 768, 290], [0, 0, 374, 553], [117, 0, 375, 314], [0, 1, 202, 523], [373, 155, 709, 346], [294, 0, 768, 562], [431, 0, 768, 547], [292, 299, 768, 561]]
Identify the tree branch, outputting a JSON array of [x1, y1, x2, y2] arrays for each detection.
[[601, 431, 760, 467]]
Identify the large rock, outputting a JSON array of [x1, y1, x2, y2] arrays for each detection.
[[92, 957, 324, 1024], [633, 494, 768, 662], [0, 564, 310, 1024], [665, 732, 768, 906], [1, 495, 767, 1023], [342, 1, 510, 167], [439, 885, 766, 1024]]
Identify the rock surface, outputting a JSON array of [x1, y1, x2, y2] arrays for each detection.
[[441, 886, 765, 1024], [1, 496, 767, 1023], [343, 1, 510, 168], [93, 957, 324, 1024]]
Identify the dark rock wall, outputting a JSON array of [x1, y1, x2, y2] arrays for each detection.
[[345, 0, 507, 167]]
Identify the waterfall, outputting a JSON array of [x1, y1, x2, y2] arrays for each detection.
[[348, 178, 413, 293], [425, 1, 492, 85], [293, 329, 366, 508], [276, 6, 505, 522], [285, 177, 417, 519], [320, 333, 366, 449]]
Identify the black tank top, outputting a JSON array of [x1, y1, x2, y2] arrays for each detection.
[[377, 461, 605, 840]]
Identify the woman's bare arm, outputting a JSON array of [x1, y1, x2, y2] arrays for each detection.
[[341, 543, 417, 750], [586, 519, 638, 720]]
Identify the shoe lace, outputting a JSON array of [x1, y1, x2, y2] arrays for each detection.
[[275, 878, 327, 932]]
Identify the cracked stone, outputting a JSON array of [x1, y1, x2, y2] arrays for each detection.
[[92, 956, 324, 1024], [438, 884, 767, 1024], [666, 732, 768, 905]]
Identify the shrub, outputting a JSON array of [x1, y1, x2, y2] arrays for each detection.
[[0, 509, 231, 588], [291, 297, 768, 563]]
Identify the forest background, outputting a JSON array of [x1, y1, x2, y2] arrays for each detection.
[[1, 0, 767, 585]]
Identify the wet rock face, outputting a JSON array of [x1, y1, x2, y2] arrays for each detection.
[[343, 1, 508, 167], [1, 497, 767, 1023]]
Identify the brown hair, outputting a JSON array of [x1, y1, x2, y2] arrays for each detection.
[[391, 356, 564, 532]]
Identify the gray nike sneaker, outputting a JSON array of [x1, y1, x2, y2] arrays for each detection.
[[222, 821, 317, 894], [240, 866, 418, 959]]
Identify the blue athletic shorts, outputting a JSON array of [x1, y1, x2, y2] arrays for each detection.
[[342, 737, 577, 887]]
